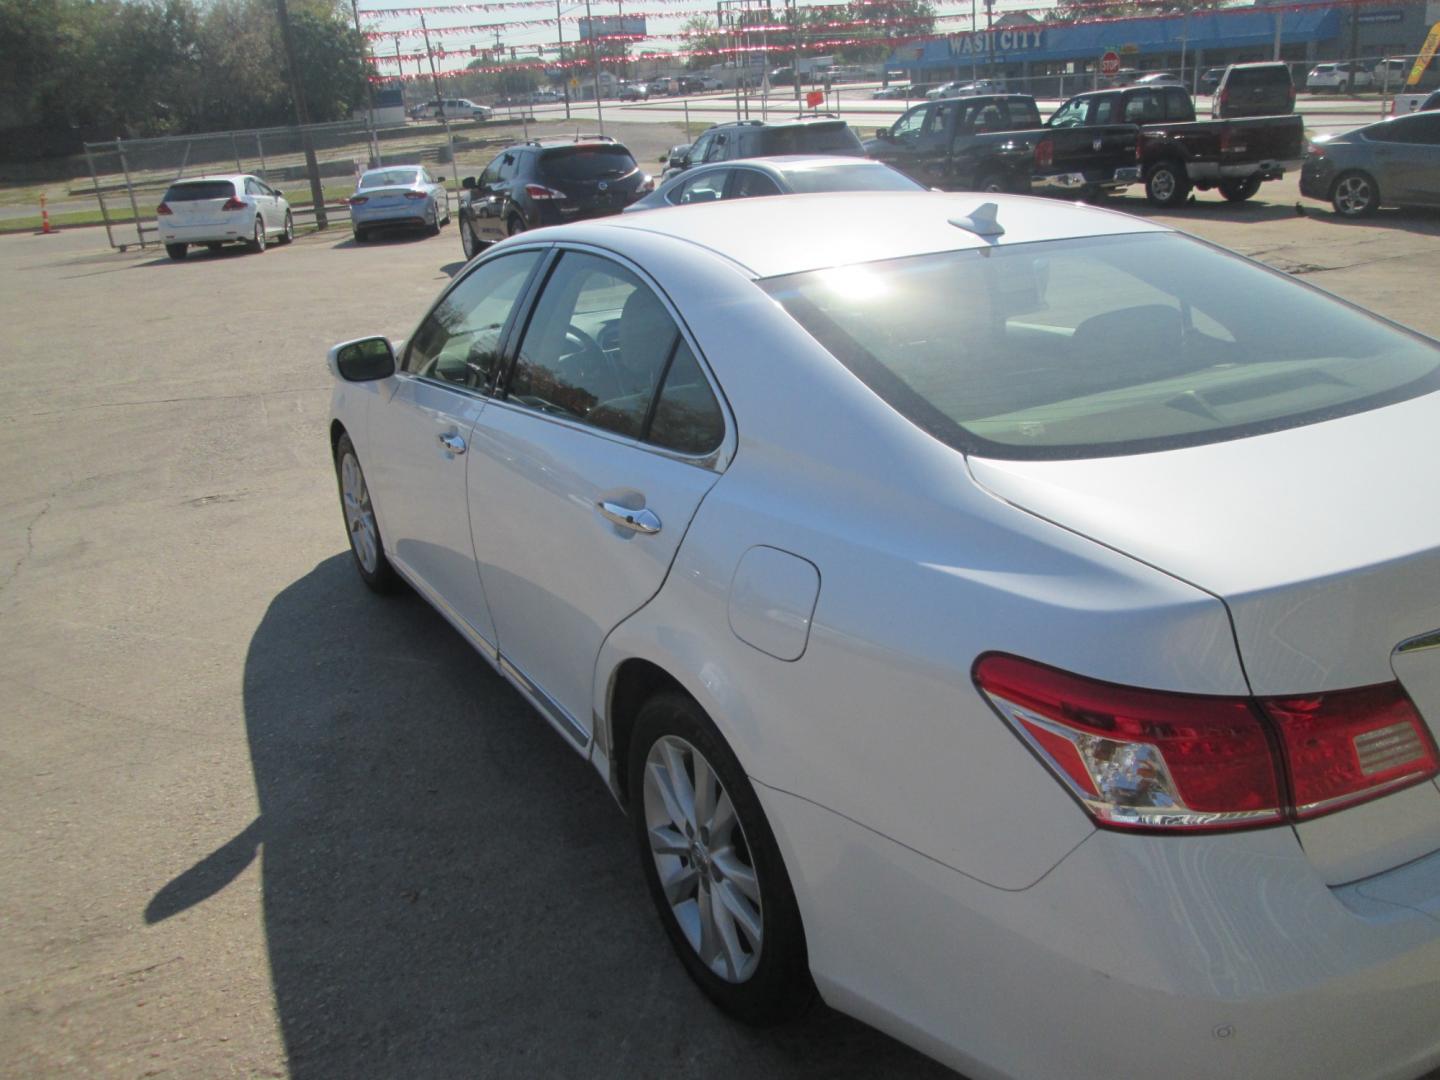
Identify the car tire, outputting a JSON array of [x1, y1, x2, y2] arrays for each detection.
[[165, 243, 188, 261], [628, 691, 816, 1027], [1144, 159, 1191, 208], [334, 433, 397, 594], [248, 216, 266, 253], [506, 214, 526, 237], [1219, 175, 1262, 202], [1331, 170, 1379, 217], [975, 170, 1012, 194], [278, 211, 294, 244], [426, 204, 441, 237], [460, 219, 482, 259], [353, 227, 368, 244]]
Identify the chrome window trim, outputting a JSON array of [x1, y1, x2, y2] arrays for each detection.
[[494, 240, 737, 474]]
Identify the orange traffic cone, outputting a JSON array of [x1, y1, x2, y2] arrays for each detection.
[[40, 193, 56, 235]]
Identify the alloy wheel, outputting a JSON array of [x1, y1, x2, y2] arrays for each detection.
[[1334, 175, 1374, 216], [1150, 169, 1176, 203], [642, 735, 763, 984], [340, 452, 379, 573]]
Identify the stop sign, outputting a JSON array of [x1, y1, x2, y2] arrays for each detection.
[[1101, 51, 1121, 76]]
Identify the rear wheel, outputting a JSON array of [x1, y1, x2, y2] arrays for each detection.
[[353, 227, 369, 244], [165, 243, 188, 261], [278, 211, 294, 244], [335, 433, 396, 593], [1332, 171, 1379, 217], [1144, 159, 1191, 208], [248, 216, 267, 253], [506, 214, 526, 237], [629, 692, 815, 1026], [426, 202, 441, 236], [1219, 175, 1262, 202]]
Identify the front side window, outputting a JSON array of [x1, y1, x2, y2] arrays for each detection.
[[1046, 98, 1089, 128], [675, 171, 729, 204], [404, 251, 542, 387], [506, 252, 723, 451], [761, 232, 1440, 459], [892, 106, 929, 138]]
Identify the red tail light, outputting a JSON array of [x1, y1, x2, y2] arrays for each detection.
[[1034, 139, 1054, 170], [1260, 685, 1439, 819], [156, 201, 173, 215], [221, 196, 247, 211], [524, 183, 566, 200], [404, 191, 427, 200], [1219, 88, 1230, 112], [974, 654, 1439, 833], [348, 195, 369, 205]]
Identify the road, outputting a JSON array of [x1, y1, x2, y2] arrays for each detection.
[[1, 184, 1437, 1079]]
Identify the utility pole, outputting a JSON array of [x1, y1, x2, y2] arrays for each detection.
[[557, 0, 571, 119], [274, 0, 327, 228], [583, 0, 605, 133], [985, 0, 995, 83], [421, 14, 457, 173], [1348, 0, 1360, 71], [349, 0, 379, 167], [789, 0, 800, 108], [970, 0, 979, 83]]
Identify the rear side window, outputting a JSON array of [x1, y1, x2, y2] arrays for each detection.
[[752, 123, 864, 156], [539, 146, 638, 182], [163, 181, 236, 201], [1163, 88, 1194, 120], [1124, 92, 1164, 123], [1004, 100, 1041, 128]]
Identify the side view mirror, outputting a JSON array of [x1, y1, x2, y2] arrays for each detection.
[[462, 176, 477, 189], [435, 174, 446, 183], [329, 337, 396, 382], [875, 127, 891, 140], [658, 153, 668, 163]]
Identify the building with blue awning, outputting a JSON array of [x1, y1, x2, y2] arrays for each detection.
[[885, 2, 1437, 95]]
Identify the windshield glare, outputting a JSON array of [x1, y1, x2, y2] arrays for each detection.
[[761, 232, 1440, 459]]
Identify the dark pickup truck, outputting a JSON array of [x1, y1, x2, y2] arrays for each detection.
[[868, 87, 1304, 207], [1047, 85, 1305, 206], [865, 94, 1140, 197]]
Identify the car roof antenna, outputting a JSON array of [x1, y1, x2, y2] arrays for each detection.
[[949, 202, 1005, 239]]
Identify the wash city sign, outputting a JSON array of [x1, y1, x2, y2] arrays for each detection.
[[950, 29, 1046, 56]]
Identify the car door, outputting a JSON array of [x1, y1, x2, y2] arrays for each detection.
[[245, 177, 276, 233], [471, 152, 512, 243], [1371, 114, 1440, 203], [467, 247, 730, 745], [363, 248, 546, 652]]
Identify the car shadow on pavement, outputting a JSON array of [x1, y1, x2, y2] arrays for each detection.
[[1110, 193, 1440, 233], [146, 553, 954, 1080]]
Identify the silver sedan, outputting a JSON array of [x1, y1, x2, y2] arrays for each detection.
[[625, 155, 925, 212], [347, 165, 451, 242]]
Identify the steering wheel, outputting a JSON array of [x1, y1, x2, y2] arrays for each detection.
[[564, 324, 606, 365]]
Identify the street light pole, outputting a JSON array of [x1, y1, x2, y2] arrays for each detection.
[[274, 0, 327, 228], [970, 0, 978, 83], [584, 0, 605, 133], [421, 14, 457, 172], [557, 0, 571, 119], [349, 0, 379, 167]]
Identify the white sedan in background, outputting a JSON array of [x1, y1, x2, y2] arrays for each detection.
[[156, 174, 293, 260], [324, 193, 1440, 1080]]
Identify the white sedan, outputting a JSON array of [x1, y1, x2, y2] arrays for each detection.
[[156, 174, 293, 260], [324, 193, 1440, 1080]]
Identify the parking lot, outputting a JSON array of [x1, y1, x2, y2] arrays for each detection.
[[2, 165, 1438, 1079]]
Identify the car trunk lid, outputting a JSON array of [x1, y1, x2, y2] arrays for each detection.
[[967, 392, 1440, 881], [355, 185, 418, 208]]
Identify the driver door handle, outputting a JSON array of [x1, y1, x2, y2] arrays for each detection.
[[598, 501, 661, 535], [438, 433, 466, 455]]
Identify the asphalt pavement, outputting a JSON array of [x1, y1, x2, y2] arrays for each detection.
[[1, 180, 1437, 1079]]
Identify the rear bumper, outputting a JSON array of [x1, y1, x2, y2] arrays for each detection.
[[158, 221, 250, 243], [1188, 158, 1298, 183], [760, 781, 1440, 1080], [351, 203, 431, 227], [1031, 165, 1140, 194]]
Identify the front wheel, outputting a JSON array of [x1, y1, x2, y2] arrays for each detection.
[[1332, 171, 1379, 217], [974, 170, 1011, 194], [460, 219, 481, 259], [1144, 159, 1191, 208], [165, 243, 188, 261], [1219, 175, 1262, 202], [335, 433, 397, 593], [629, 692, 815, 1026]]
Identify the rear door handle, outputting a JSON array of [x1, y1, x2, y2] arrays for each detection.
[[438, 433, 466, 455], [597, 500, 661, 534]]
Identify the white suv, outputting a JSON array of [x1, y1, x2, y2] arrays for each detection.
[[1306, 62, 1375, 92], [156, 174, 293, 260], [419, 98, 493, 121]]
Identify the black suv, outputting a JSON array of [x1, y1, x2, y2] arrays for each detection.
[[1212, 62, 1295, 119], [458, 137, 651, 258], [665, 115, 865, 179]]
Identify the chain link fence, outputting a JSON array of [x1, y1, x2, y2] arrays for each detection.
[[81, 117, 515, 250]]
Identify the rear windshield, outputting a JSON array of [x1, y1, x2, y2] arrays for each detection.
[[163, 180, 236, 201], [539, 146, 638, 181], [750, 123, 864, 156], [1228, 66, 1292, 90], [760, 232, 1440, 460], [786, 163, 924, 193], [361, 169, 420, 189]]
